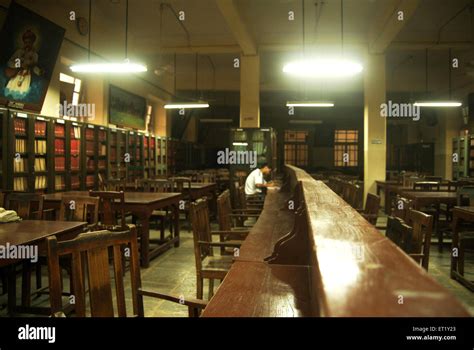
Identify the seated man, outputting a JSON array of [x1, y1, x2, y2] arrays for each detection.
[[245, 163, 274, 197]]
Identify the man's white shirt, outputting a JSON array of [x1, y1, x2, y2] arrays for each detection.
[[245, 168, 266, 195]]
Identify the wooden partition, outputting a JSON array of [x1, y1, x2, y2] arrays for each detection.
[[202, 165, 469, 317]]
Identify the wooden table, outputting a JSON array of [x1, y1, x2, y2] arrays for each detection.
[[400, 191, 458, 210], [44, 191, 182, 268], [0, 220, 86, 315], [450, 206, 474, 291], [203, 166, 470, 317]]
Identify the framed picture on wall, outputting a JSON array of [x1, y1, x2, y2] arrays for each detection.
[[109, 85, 147, 130], [0, 1, 65, 112]]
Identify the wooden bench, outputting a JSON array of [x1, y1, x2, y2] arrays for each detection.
[[202, 165, 470, 317]]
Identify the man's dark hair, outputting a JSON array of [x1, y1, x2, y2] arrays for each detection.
[[259, 162, 270, 169]]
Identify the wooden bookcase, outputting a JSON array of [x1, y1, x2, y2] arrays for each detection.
[[157, 136, 167, 176], [143, 134, 157, 179], [452, 136, 468, 179], [108, 129, 127, 180], [126, 131, 144, 181], [167, 138, 178, 176], [0, 108, 9, 190]]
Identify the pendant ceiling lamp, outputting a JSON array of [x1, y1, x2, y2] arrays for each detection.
[[283, 0, 362, 82], [414, 49, 461, 108], [164, 53, 210, 109], [70, 0, 147, 74]]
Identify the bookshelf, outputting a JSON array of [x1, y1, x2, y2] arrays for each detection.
[[0, 109, 8, 190], [68, 122, 82, 190], [83, 124, 96, 190], [52, 119, 66, 191], [167, 138, 178, 176], [125, 132, 144, 181], [157, 136, 167, 176], [452, 136, 468, 180], [33, 116, 49, 192], [143, 134, 157, 179], [108, 129, 127, 180], [97, 126, 108, 187]]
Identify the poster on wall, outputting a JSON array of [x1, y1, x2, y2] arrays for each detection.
[[0, 2, 65, 112], [109, 85, 147, 130]]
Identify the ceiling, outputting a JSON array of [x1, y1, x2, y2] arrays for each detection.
[[5, 0, 474, 105]]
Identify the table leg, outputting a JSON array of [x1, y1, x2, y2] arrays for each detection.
[[386, 190, 392, 214], [140, 215, 150, 268], [7, 264, 16, 316], [173, 203, 180, 248], [450, 215, 460, 278]]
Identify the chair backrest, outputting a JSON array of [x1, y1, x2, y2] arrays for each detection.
[[5, 193, 44, 220], [386, 216, 412, 249], [456, 186, 474, 206], [342, 183, 361, 209], [363, 193, 380, 225], [46, 227, 141, 317], [169, 177, 192, 194], [238, 185, 248, 210], [97, 173, 107, 191], [405, 209, 433, 270], [217, 190, 233, 231], [197, 173, 214, 183], [392, 195, 413, 221], [190, 198, 213, 272], [58, 195, 99, 226], [140, 179, 172, 193], [89, 191, 126, 229], [413, 181, 440, 191], [106, 178, 127, 192]]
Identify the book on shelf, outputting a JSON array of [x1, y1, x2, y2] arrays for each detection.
[[100, 145, 107, 156], [85, 128, 94, 140], [98, 130, 106, 142], [71, 156, 80, 171], [55, 124, 65, 137], [55, 156, 65, 171], [71, 126, 81, 139], [55, 175, 65, 190], [34, 121, 47, 137], [15, 139, 26, 153], [34, 140, 47, 154], [87, 159, 95, 171], [35, 175, 47, 190], [13, 177, 27, 191], [98, 160, 106, 170], [34, 158, 46, 171], [86, 175, 95, 187], [55, 139, 65, 154], [71, 139, 81, 155], [71, 175, 80, 189], [13, 158, 27, 173], [86, 141, 94, 155], [14, 118, 26, 135]]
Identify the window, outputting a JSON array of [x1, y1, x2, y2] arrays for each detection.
[[334, 130, 358, 167], [60, 73, 82, 120], [284, 130, 308, 167]]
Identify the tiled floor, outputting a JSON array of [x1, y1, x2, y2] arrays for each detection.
[[0, 216, 472, 317]]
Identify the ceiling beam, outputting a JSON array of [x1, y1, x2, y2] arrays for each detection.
[[215, 0, 257, 55], [369, 0, 421, 54], [389, 41, 473, 51]]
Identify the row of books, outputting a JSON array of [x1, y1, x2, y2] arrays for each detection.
[[55, 124, 65, 137], [98, 160, 106, 170], [98, 130, 107, 142], [71, 139, 81, 155], [34, 176, 47, 190], [71, 156, 80, 171], [86, 175, 95, 187], [35, 140, 47, 154], [55, 139, 65, 154], [13, 118, 26, 135], [55, 175, 65, 190], [15, 139, 26, 153], [100, 145, 107, 156], [71, 126, 81, 139], [71, 175, 81, 189], [34, 158, 46, 171], [13, 159, 27, 173], [86, 141, 94, 156], [85, 128, 94, 140], [34, 121, 47, 137], [55, 157, 66, 171], [13, 177, 27, 191]]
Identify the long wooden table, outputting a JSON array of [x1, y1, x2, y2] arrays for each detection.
[[43, 191, 182, 268], [0, 220, 86, 315], [400, 191, 458, 210], [203, 166, 470, 317], [451, 206, 474, 291]]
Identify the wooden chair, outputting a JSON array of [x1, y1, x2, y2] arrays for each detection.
[[197, 173, 215, 183], [453, 186, 474, 281], [46, 226, 208, 317], [358, 193, 380, 225], [386, 216, 412, 250], [139, 179, 174, 240], [405, 209, 434, 270], [58, 196, 100, 231], [4, 192, 44, 220], [89, 191, 126, 230], [105, 178, 127, 192], [190, 198, 240, 299], [413, 181, 440, 191], [342, 183, 362, 209], [392, 195, 413, 222], [169, 177, 192, 193], [4, 193, 46, 306]]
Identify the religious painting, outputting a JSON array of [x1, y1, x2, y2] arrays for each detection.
[[0, 2, 65, 111]]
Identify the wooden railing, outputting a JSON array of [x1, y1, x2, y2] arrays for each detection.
[[202, 165, 470, 317]]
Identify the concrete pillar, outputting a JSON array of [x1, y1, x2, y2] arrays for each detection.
[[435, 109, 463, 179], [240, 55, 260, 128], [364, 53, 387, 201]]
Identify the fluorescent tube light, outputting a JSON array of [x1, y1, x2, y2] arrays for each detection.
[[70, 62, 147, 73], [283, 59, 363, 78], [232, 142, 248, 146], [413, 101, 462, 107], [165, 102, 210, 109], [287, 101, 335, 107]]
